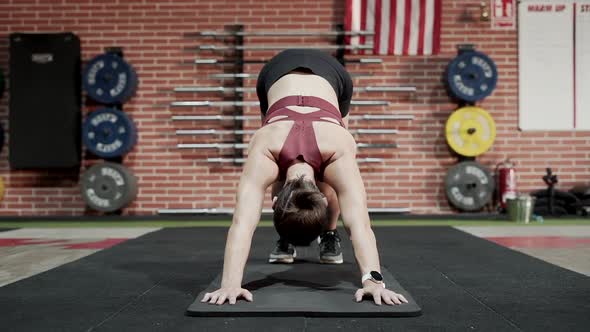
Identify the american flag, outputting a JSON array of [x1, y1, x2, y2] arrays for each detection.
[[345, 0, 442, 55]]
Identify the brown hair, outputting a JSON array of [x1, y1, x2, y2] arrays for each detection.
[[272, 176, 328, 246]]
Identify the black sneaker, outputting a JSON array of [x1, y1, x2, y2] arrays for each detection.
[[318, 230, 343, 264], [268, 238, 297, 264]]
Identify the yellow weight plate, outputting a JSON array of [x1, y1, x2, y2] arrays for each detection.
[[0, 176, 4, 202], [445, 106, 496, 157]]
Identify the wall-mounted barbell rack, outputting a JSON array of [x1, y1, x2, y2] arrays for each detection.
[[172, 114, 414, 121], [172, 22, 416, 156], [158, 206, 411, 215], [193, 58, 384, 65], [177, 143, 397, 149], [194, 44, 375, 51], [176, 129, 399, 135], [171, 100, 391, 107], [193, 30, 376, 37], [204, 72, 374, 79], [163, 24, 416, 215], [204, 157, 385, 164], [174, 86, 417, 93]]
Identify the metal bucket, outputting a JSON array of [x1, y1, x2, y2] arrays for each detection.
[[506, 195, 536, 223]]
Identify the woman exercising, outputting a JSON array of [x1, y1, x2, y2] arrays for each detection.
[[201, 49, 408, 306]]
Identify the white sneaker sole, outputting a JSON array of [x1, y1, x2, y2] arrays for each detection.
[[319, 255, 343, 264], [318, 237, 343, 264], [268, 250, 297, 264]]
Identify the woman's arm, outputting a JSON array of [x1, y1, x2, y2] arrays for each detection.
[[221, 149, 278, 287], [202, 132, 278, 304], [323, 136, 407, 305], [323, 139, 379, 276], [342, 114, 349, 130]]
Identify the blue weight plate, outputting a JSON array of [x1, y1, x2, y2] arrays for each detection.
[[446, 51, 498, 103], [82, 108, 137, 158], [82, 53, 138, 104]]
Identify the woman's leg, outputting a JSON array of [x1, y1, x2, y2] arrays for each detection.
[[316, 181, 343, 264], [317, 181, 340, 231], [268, 180, 296, 263]]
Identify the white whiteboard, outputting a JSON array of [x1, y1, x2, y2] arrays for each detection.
[[519, 0, 590, 130], [576, 2, 590, 129]]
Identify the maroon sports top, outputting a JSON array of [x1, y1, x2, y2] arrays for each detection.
[[262, 95, 346, 181]]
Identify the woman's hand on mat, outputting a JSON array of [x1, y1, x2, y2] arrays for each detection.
[[355, 283, 409, 305], [201, 287, 253, 305]]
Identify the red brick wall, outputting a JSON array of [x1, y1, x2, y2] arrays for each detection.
[[0, 0, 588, 216]]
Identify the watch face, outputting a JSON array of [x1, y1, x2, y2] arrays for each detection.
[[370, 271, 383, 281]]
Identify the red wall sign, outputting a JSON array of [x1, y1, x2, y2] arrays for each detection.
[[492, 0, 516, 29]]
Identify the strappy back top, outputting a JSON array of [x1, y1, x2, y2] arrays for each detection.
[[262, 95, 345, 181]]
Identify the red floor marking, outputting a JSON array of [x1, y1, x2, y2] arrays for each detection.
[[0, 238, 128, 249], [486, 236, 590, 249], [0, 239, 70, 247], [62, 238, 128, 249]]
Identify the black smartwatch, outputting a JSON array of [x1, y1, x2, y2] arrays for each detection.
[[362, 271, 385, 288]]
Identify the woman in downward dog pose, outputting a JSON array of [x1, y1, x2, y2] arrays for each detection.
[[201, 49, 408, 306]]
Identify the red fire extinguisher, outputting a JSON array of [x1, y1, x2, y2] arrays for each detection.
[[496, 159, 517, 209]]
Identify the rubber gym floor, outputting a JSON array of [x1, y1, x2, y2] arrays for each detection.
[[1, 219, 589, 332]]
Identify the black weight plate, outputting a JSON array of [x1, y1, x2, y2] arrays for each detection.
[[82, 107, 137, 158], [445, 161, 494, 212], [80, 162, 138, 212], [534, 198, 578, 215], [0, 67, 4, 99], [446, 50, 498, 103], [531, 189, 580, 205], [570, 184, 590, 198], [82, 53, 138, 104], [534, 205, 569, 217]]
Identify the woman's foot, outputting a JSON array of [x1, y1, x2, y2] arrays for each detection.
[[318, 230, 343, 264], [268, 238, 297, 263]]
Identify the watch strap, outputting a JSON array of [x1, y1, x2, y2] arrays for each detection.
[[361, 272, 385, 288]]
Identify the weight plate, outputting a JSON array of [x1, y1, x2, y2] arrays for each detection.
[[570, 185, 590, 198], [445, 161, 494, 212], [0, 67, 4, 99], [82, 53, 138, 104], [80, 162, 138, 212], [0, 176, 4, 202], [446, 50, 498, 103], [534, 205, 568, 217], [82, 107, 137, 158], [445, 106, 496, 157], [0, 122, 4, 155], [534, 197, 578, 215]]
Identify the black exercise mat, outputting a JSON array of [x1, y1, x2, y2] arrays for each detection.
[[1, 227, 589, 332], [188, 263, 421, 317]]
